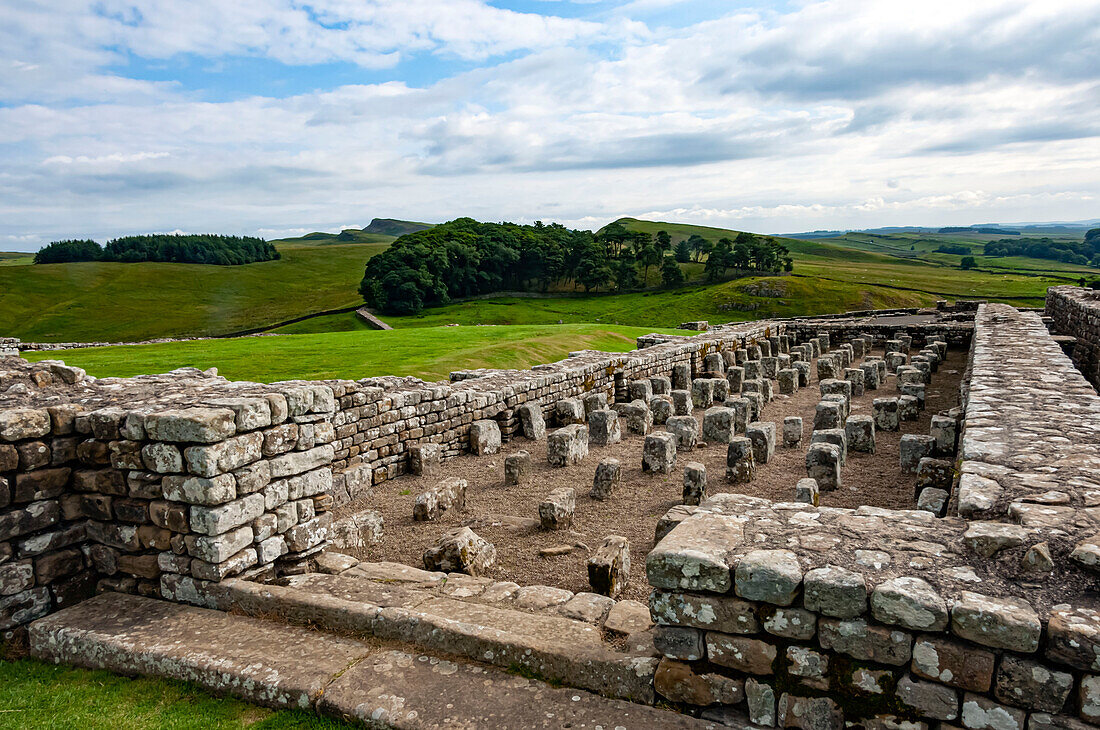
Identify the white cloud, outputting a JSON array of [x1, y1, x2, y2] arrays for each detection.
[[0, 0, 1098, 250]]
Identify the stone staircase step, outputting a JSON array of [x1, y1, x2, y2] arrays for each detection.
[[205, 573, 660, 704], [28, 592, 713, 729]]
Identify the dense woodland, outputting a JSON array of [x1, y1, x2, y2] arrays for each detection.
[[985, 229, 1100, 266], [33, 234, 279, 265], [359, 218, 793, 315]]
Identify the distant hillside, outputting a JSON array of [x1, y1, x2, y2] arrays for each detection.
[[362, 218, 433, 237]]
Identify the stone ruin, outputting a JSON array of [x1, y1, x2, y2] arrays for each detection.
[[4, 288, 1100, 729]]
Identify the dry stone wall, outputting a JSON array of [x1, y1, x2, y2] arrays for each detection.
[[1047, 285, 1100, 389], [645, 302, 1100, 730]]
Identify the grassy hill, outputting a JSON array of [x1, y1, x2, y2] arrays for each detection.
[[0, 237, 391, 342], [20, 324, 681, 382], [362, 218, 433, 237]]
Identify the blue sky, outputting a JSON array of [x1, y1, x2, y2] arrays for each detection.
[[0, 0, 1098, 250]]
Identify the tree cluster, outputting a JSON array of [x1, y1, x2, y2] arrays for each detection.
[[33, 234, 279, 266], [935, 243, 971, 255], [985, 235, 1100, 267], [360, 218, 794, 315]]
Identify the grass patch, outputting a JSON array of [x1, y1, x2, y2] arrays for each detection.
[[21, 324, 682, 382], [0, 658, 352, 729]]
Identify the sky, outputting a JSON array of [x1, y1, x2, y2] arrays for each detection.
[[1, 0, 1098, 250]]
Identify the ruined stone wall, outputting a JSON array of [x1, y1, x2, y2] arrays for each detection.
[[783, 318, 973, 349], [1046, 285, 1100, 389], [322, 320, 781, 504], [645, 304, 1100, 730], [1, 320, 780, 632]]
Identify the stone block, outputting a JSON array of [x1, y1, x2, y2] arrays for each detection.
[[727, 437, 756, 483], [735, 549, 801, 606], [422, 527, 495, 576], [725, 397, 750, 434], [649, 395, 673, 425], [670, 389, 693, 416], [994, 655, 1072, 712], [583, 391, 608, 416], [586, 409, 621, 446], [845, 415, 875, 454], [619, 400, 652, 435], [814, 401, 842, 431], [587, 535, 629, 598], [804, 565, 866, 618], [189, 493, 265, 536], [649, 589, 760, 634], [747, 421, 776, 465], [707, 633, 777, 675], [646, 512, 743, 593], [744, 360, 763, 380], [413, 476, 467, 521], [470, 419, 502, 455], [654, 658, 744, 707], [746, 678, 777, 727], [539, 487, 575, 530], [900, 435, 935, 473], [144, 408, 236, 443], [726, 367, 744, 395], [912, 635, 994, 692], [916, 488, 948, 515], [818, 618, 911, 665], [547, 424, 588, 467], [897, 674, 959, 722], [591, 457, 621, 501], [794, 361, 811, 387], [761, 356, 778, 380], [873, 398, 900, 431], [806, 443, 841, 491], [691, 379, 715, 409], [649, 376, 672, 396], [0, 409, 51, 441], [654, 625, 705, 661], [504, 450, 531, 486], [960, 694, 1025, 730], [628, 380, 653, 403], [516, 403, 546, 440], [702, 406, 736, 444], [1046, 607, 1100, 671], [409, 442, 442, 477], [665, 415, 698, 451], [931, 415, 958, 456], [642, 432, 677, 474], [682, 462, 707, 505], [795, 478, 819, 506], [951, 591, 1041, 652], [861, 362, 881, 390], [898, 395, 920, 421], [671, 363, 691, 391], [784, 416, 803, 447], [916, 458, 953, 493], [871, 576, 948, 632]]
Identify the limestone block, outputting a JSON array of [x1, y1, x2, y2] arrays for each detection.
[[726, 438, 756, 483], [783, 416, 803, 447], [960, 694, 1025, 730], [547, 424, 588, 467], [649, 395, 674, 425], [900, 435, 935, 473], [185, 525, 254, 564], [670, 390, 693, 416], [142, 443, 183, 474], [804, 566, 866, 619], [873, 398, 900, 431], [409, 442, 441, 477], [994, 655, 1073, 712], [628, 380, 653, 403], [725, 397, 750, 434], [747, 421, 776, 465], [591, 457, 621, 501], [643, 432, 677, 474], [761, 356, 778, 380], [916, 488, 948, 515], [189, 493, 265, 536], [665, 415, 698, 452], [703, 353, 725, 376], [649, 376, 672, 396], [860, 362, 880, 390], [516, 403, 546, 440], [0, 409, 51, 442], [707, 633, 778, 675], [649, 589, 760, 634], [806, 443, 841, 491], [912, 635, 994, 692], [916, 458, 952, 493], [683, 462, 707, 505], [810, 428, 847, 467], [422, 527, 496, 576], [413, 476, 467, 521], [814, 401, 842, 431], [144, 408, 236, 443], [654, 657, 744, 707], [744, 360, 763, 381], [951, 591, 1041, 652], [896, 674, 959, 722], [1046, 607, 1100, 671], [671, 363, 691, 391], [726, 367, 744, 395], [795, 478, 819, 506], [871, 576, 948, 632], [691, 379, 715, 409], [587, 409, 621, 446], [539, 487, 576, 530], [845, 368, 866, 397], [470, 419, 502, 455], [619, 400, 652, 435], [702, 407, 736, 444], [587, 535, 629, 598], [183, 432, 263, 478], [283, 513, 332, 553], [654, 625, 705, 661], [930, 415, 958, 456], [735, 549, 802, 606], [778, 368, 799, 394], [818, 618, 911, 665], [646, 512, 744, 593], [898, 395, 920, 421], [504, 450, 531, 486], [583, 391, 608, 416], [555, 398, 586, 425]]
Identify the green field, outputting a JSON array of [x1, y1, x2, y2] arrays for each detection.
[[0, 658, 351, 729], [0, 238, 391, 343], [1, 217, 1088, 345], [20, 324, 680, 382]]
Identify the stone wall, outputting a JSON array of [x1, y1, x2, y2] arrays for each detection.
[[0, 339, 18, 357], [1, 320, 781, 633], [644, 303, 1100, 730], [1047, 285, 1100, 389]]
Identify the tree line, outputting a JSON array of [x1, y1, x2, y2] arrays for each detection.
[[359, 217, 793, 315], [33, 234, 280, 265], [984, 232, 1100, 267]]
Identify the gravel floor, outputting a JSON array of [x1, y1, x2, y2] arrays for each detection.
[[335, 347, 966, 603]]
